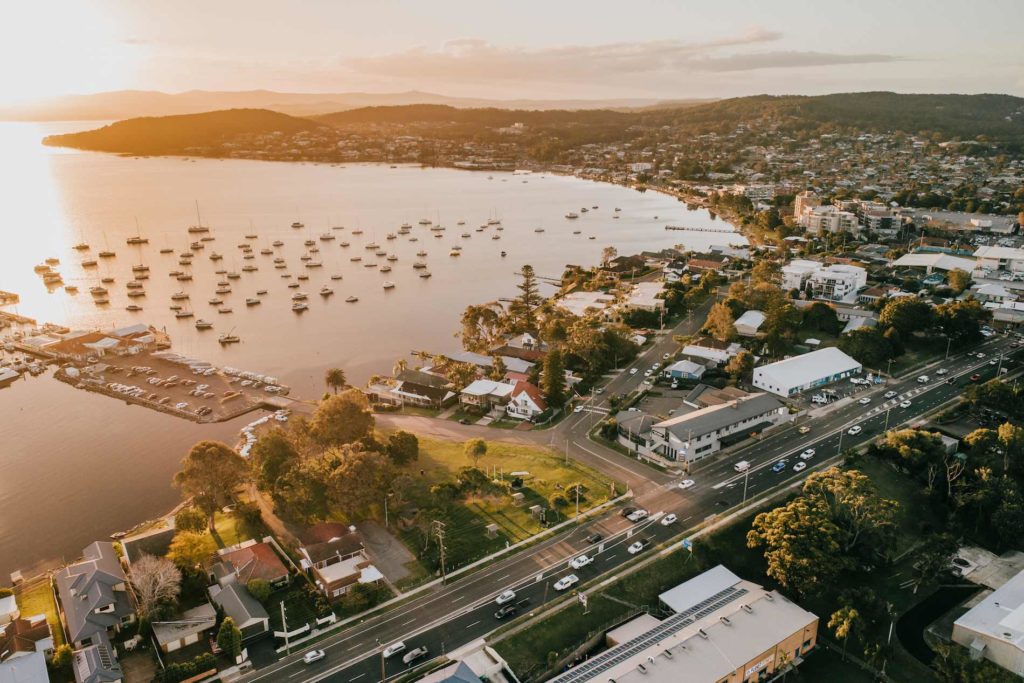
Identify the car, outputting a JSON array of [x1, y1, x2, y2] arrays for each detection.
[[661, 513, 678, 526], [793, 462, 807, 473], [459, 418, 471, 425], [621, 506, 638, 518], [627, 509, 649, 523], [554, 575, 579, 591], [573, 405, 584, 413], [950, 556, 976, 578], [976, 352, 986, 359], [858, 397, 871, 405], [403, 647, 429, 666], [797, 426, 812, 434], [936, 368, 948, 375], [643, 370, 652, 377], [771, 460, 788, 473], [383, 642, 406, 659], [989, 359, 998, 365], [495, 590, 516, 605], [570, 554, 593, 570], [917, 375, 930, 384], [596, 387, 605, 394], [651, 363, 661, 371], [302, 650, 326, 665], [884, 390, 898, 399], [663, 353, 671, 360], [628, 539, 651, 555], [847, 425, 863, 435], [584, 533, 603, 544], [900, 400, 912, 408], [800, 448, 815, 460], [733, 460, 751, 472], [629, 368, 638, 375], [494, 604, 518, 620], [970, 373, 982, 382], [677, 479, 695, 490]]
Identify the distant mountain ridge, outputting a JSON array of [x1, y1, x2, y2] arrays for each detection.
[[0, 89, 708, 121]]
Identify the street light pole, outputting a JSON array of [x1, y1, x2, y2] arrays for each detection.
[[945, 336, 953, 360], [742, 467, 750, 504], [837, 428, 844, 456], [884, 408, 892, 432], [377, 639, 385, 683]]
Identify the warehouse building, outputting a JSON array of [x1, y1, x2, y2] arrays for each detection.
[[753, 347, 862, 397], [953, 567, 1024, 676], [548, 565, 818, 683]]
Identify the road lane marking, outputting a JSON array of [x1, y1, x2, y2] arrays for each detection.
[[350, 674, 366, 682], [467, 620, 481, 629], [452, 595, 465, 602], [347, 643, 362, 651], [402, 618, 415, 626], [497, 574, 510, 581]]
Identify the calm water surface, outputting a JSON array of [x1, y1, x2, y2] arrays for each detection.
[[0, 121, 744, 578]]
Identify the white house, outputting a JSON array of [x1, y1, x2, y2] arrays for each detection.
[[753, 347, 862, 397], [734, 310, 766, 337], [681, 337, 742, 366], [505, 381, 548, 420], [807, 264, 867, 303], [781, 260, 822, 291]]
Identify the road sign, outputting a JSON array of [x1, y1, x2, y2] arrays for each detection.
[[682, 538, 693, 552]]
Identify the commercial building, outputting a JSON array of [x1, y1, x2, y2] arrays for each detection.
[[753, 347, 862, 397], [975, 246, 1024, 274], [891, 252, 977, 274], [548, 565, 818, 683], [953, 567, 1024, 676]]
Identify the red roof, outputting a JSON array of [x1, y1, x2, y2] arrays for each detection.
[[511, 381, 547, 411], [218, 542, 289, 583]]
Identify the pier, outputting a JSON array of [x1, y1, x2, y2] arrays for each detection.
[[664, 225, 736, 234]]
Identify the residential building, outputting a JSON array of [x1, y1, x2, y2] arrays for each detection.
[[971, 283, 1017, 305], [681, 337, 742, 366], [663, 359, 706, 381], [975, 246, 1024, 274], [799, 205, 860, 235], [781, 260, 822, 291], [793, 190, 821, 218], [548, 565, 818, 683], [460, 379, 516, 411], [807, 264, 867, 303], [648, 393, 789, 463], [734, 310, 765, 337], [207, 583, 269, 642], [297, 524, 383, 602], [151, 603, 216, 654], [445, 351, 534, 376], [953, 567, 1024, 676], [208, 540, 290, 588], [54, 542, 135, 649], [369, 369, 456, 409], [624, 282, 665, 312], [0, 597, 16, 625], [0, 614, 53, 661], [753, 347, 862, 397], [0, 651, 48, 683], [733, 183, 775, 201], [686, 253, 730, 274], [505, 381, 547, 420], [557, 291, 617, 317]]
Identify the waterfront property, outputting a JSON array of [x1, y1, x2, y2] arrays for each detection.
[[752, 347, 863, 397], [297, 524, 383, 602], [54, 542, 135, 649], [505, 381, 547, 420], [547, 565, 818, 683], [151, 603, 217, 654], [366, 368, 457, 409], [208, 540, 291, 589]]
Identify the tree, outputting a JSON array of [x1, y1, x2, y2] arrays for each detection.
[[168, 531, 216, 572], [310, 389, 374, 446], [324, 367, 347, 394], [173, 441, 249, 530], [392, 358, 408, 377], [488, 355, 508, 381], [387, 430, 419, 466], [131, 554, 182, 619], [725, 350, 754, 382], [800, 468, 899, 556], [174, 506, 208, 533], [601, 246, 618, 267], [828, 605, 861, 662], [933, 642, 1009, 683], [50, 645, 73, 669], [909, 534, 958, 593], [998, 422, 1024, 475], [802, 302, 841, 335], [542, 348, 567, 408], [464, 438, 487, 467], [460, 303, 505, 353], [838, 327, 894, 367], [705, 302, 736, 342], [327, 447, 395, 516], [879, 297, 935, 335], [935, 298, 988, 344], [272, 455, 332, 523], [947, 268, 972, 294], [216, 617, 242, 659], [750, 259, 781, 286], [250, 429, 299, 491], [246, 579, 272, 604], [510, 265, 542, 332]]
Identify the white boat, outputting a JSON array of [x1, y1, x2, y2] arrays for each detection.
[[565, 212, 579, 219], [246, 298, 260, 306], [386, 233, 397, 240], [242, 265, 257, 272], [272, 240, 284, 247], [380, 265, 392, 273], [209, 252, 223, 261], [461, 233, 471, 238], [209, 297, 223, 305], [215, 286, 231, 294], [305, 261, 323, 268], [419, 271, 432, 279], [195, 319, 213, 329], [217, 307, 232, 314], [320, 233, 335, 241], [260, 248, 273, 255], [218, 333, 240, 344], [256, 289, 268, 295], [345, 295, 358, 302], [171, 292, 189, 300], [413, 261, 427, 269], [125, 304, 142, 311], [175, 310, 193, 318], [81, 260, 98, 267], [291, 221, 304, 229], [319, 286, 334, 296], [291, 292, 308, 301], [387, 254, 398, 261], [382, 281, 395, 289], [227, 272, 240, 279], [74, 242, 90, 251], [330, 274, 343, 280], [340, 241, 350, 247], [292, 302, 308, 312]]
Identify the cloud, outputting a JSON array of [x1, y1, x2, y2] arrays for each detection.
[[340, 32, 906, 87]]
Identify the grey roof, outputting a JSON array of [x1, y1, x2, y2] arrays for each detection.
[[55, 542, 133, 645], [0, 651, 49, 683], [151, 603, 216, 647], [615, 410, 657, 435], [209, 583, 268, 630], [438, 661, 482, 683], [72, 635, 121, 683], [396, 369, 451, 389], [445, 351, 534, 374], [654, 393, 784, 440]]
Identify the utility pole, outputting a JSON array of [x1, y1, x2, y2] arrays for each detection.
[[565, 438, 570, 466], [281, 601, 290, 655], [575, 483, 580, 522], [945, 336, 953, 360], [837, 428, 844, 456], [376, 638, 386, 683], [742, 466, 750, 504], [432, 520, 448, 583]]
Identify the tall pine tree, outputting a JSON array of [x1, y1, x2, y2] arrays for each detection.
[[542, 348, 567, 408]]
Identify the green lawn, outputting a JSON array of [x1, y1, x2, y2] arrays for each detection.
[[15, 578, 65, 647], [209, 509, 265, 549]]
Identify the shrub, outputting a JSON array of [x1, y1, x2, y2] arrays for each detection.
[[247, 579, 272, 604]]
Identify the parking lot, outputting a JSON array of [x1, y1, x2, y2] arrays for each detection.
[[67, 350, 289, 422]]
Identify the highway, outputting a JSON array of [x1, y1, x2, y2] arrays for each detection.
[[244, 326, 1019, 683]]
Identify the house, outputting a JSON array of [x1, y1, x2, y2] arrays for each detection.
[[445, 351, 534, 375], [505, 381, 547, 420], [72, 639, 122, 683], [615, 410, 658, 454], [208, 541, 290, 588], [0, 596, 16, 625], [372, 369, 456, 409], [0, 652, 49, 683], [971, 283, 1017, 305], [151, 603, 217, 653], [54, 542, 135, 649], [734, 310, 765, 337], [781, 260, 822, 291], [680, 337, 742, 366], [460, 379, 516, 411], [663, 260, 688, 283], [298, 524, 383, 602], [685, 253, 730, 274], [663, 360, 706, 381], [208, 583, 268, 641], [0, 614, 54, 661], [623, 282, 665, 312], [681, 384, 750, 410]]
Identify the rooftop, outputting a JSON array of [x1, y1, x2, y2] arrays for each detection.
[[654, 393, 784, 441], [754, 347, 862, 388]]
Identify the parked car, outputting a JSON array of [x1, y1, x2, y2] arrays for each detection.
[[570, 554, 593, 570], [629, 368, 638, 375], [584, 533, 603, 544], [620, 506, 638, 518], [402, 647, 429, 666], [383, 642, 406, 659], [627, 509, 649, 523], [554, 575, 579, 591], [302, 650, 326, 665], [495, 590, 516, 605]]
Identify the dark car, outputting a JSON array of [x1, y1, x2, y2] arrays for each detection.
[[459, 418, 471, 425], [585, 533, 603, 544], [620, 506, 638, 518], [970, 374, 981, 382], [494, 604, 518, 620]]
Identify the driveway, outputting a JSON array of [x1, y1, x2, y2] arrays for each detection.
[[355, 519, 416, 585]]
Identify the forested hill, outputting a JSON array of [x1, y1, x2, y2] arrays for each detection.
[[43, 108, 325, 154], [315, 104, 633, 127]]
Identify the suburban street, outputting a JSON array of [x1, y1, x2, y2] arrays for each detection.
[[241, 308, 1020, 683]]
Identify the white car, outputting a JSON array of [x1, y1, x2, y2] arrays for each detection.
[[627, 539, 650, 555], [677, 479, 695, 490], [900, 400, 912, 408], [651, 363, 661, 371], [662, 353, 671, 360], [800, 449, 815, 460], [570, 555, 593, 570], [383, 642, 406, 659], [733, 460, 750, 472], [884, 391, 898, 399], [629, 368, 638, 375], [847, 425, 863, 435], [660, 513, 677, 526], [302, 650, 326, 664], [643, 370, 652, 377], [936, 368, 948, 376], [495, 590, 516, 605], [554, 575, 579, 591], [858, 397, 871, 405], [793, 462, 807, 473], [573, 405, 583, 413], [976, 352, 986, 358], [626, 509, 649, 522]]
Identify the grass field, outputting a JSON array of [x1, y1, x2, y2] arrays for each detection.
[[15, 578, 65, 647]]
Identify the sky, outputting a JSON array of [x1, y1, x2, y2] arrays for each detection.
[[3, 0, 1023, 104]]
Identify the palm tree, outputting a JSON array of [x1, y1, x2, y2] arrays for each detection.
[[392, 358, 408, 377], [828, 606, 860, 662], [324, 367, 347, 394]]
